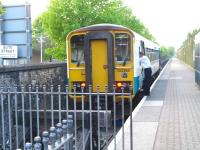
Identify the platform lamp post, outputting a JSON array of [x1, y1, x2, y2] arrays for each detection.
[[37, 35, 48, 63]]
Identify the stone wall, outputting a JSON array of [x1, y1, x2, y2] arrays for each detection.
[[0, 62, 67, 148], [0, 62, 67, 88]]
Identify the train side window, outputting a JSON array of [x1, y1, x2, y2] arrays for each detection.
[[115, 33, 130, 62], [71, 35, 85, 64]]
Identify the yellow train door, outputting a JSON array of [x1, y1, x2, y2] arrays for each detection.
[[91, 40, 108, 92]]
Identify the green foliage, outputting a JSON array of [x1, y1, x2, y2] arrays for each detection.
[[32, 16, 54, 61], [177, 28, 200, 67], [0, 1, 5, 16], [32, 16, 44, 36], [40, 0, 155, 60], [160, 46, 175, 58], [32, 16, 44, 51]]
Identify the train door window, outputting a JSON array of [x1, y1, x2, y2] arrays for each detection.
[[115, 33, 130, 63], [140, 40, 145, 54], [151, 50, 154, 61], [155, 51, 157, 60], [71, 35, 85, 64]]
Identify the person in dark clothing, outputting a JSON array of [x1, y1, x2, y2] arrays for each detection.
[[139, 52, 152, 96]]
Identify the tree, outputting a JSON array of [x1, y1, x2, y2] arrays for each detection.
[[0, 1, 5, 16], [177, 28, 200, 67], [168, 46, 175, 57], [32, 16, 45, 51], [160, 46, 175, 58], [32, 16, 54, 61], [41, 0, 155, 60]]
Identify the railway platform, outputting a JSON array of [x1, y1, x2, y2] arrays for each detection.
[[109, 58, 200, 150]]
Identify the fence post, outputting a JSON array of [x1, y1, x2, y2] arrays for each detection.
[[49, 127, 56, 149], [65, 85, 69, 119], [67, 115, 73, 123], [43, 85, 47, 130], [21, 85, 26, 149], [62, 120, 68, 150], [56, 123, 62, 144], [113, 85, 116, 150], [28, 85, 33, 144], [67, 119, 74, 150], [34, 136, 42, 150], [42, 131, 49, 150], [129, 85, 133, 150], [25, 143, 32, 150], [0, 86, 5, 150]]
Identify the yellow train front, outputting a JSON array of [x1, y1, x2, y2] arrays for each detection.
[[66, 24, 160, 101]]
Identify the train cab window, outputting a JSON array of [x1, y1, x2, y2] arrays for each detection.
[[71, 35, 85, 64], [115, 33, 130, 63]]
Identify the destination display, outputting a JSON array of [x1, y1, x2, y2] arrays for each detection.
[[0, 45, 18, 58]]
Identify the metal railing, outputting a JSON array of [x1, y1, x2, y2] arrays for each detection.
[[0, 84, 133, 150]]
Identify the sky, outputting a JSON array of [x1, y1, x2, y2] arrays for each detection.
[[3, 0, 200, 49], [124, 0, 200, 49]]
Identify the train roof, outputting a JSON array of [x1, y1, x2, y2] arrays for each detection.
[[133, 31, 160, 50], [68, 24, 159, 50], [72, 24, 133, 33]]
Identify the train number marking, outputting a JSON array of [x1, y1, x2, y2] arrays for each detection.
[[118, 69, 130, 72]]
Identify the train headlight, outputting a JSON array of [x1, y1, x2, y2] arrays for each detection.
[[115, 81, 131, 93], [72, 81, 86, 92], [117, 82, 123, 88], [81, 82, 86, 87]]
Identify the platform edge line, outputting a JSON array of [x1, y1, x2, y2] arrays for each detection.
[[107, 59, 171, 150]]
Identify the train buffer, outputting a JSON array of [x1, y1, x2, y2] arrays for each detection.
[[108, 58, 200, 150]]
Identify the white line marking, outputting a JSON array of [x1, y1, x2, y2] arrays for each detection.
[[143, 101, 163, 107], [108, 59, 171, 150]]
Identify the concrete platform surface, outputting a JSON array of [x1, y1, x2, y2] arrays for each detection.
[[112, 58, 200, 150]]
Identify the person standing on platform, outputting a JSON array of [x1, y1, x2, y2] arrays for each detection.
[[139, 52, 152, 96]]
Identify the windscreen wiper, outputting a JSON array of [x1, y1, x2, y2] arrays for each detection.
[[122, 49, 129, 66], [77, 61, 81, 67], [122, 57, 127, 66], [76, 51, 84, 67]]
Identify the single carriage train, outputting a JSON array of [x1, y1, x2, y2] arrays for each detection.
[[66, 24, 160, 101]]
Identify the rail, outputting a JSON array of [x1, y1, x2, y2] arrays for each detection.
[[0, 84, 133, 150]]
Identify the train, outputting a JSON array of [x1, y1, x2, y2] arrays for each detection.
[[66, 24, 160, 101]]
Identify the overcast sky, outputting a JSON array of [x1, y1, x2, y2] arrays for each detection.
[[3, 0, 200, 49], [124, 0, 200, 48]]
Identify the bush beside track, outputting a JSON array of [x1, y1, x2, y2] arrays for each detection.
[[176, 29, 200, 87]]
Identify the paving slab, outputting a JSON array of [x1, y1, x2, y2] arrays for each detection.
[[116, 122, 158, 150], [111, 58, 200, 150], [153, 59, 200, 150]]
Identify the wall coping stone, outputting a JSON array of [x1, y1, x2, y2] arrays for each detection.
[[0, 62, 67, 73]]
